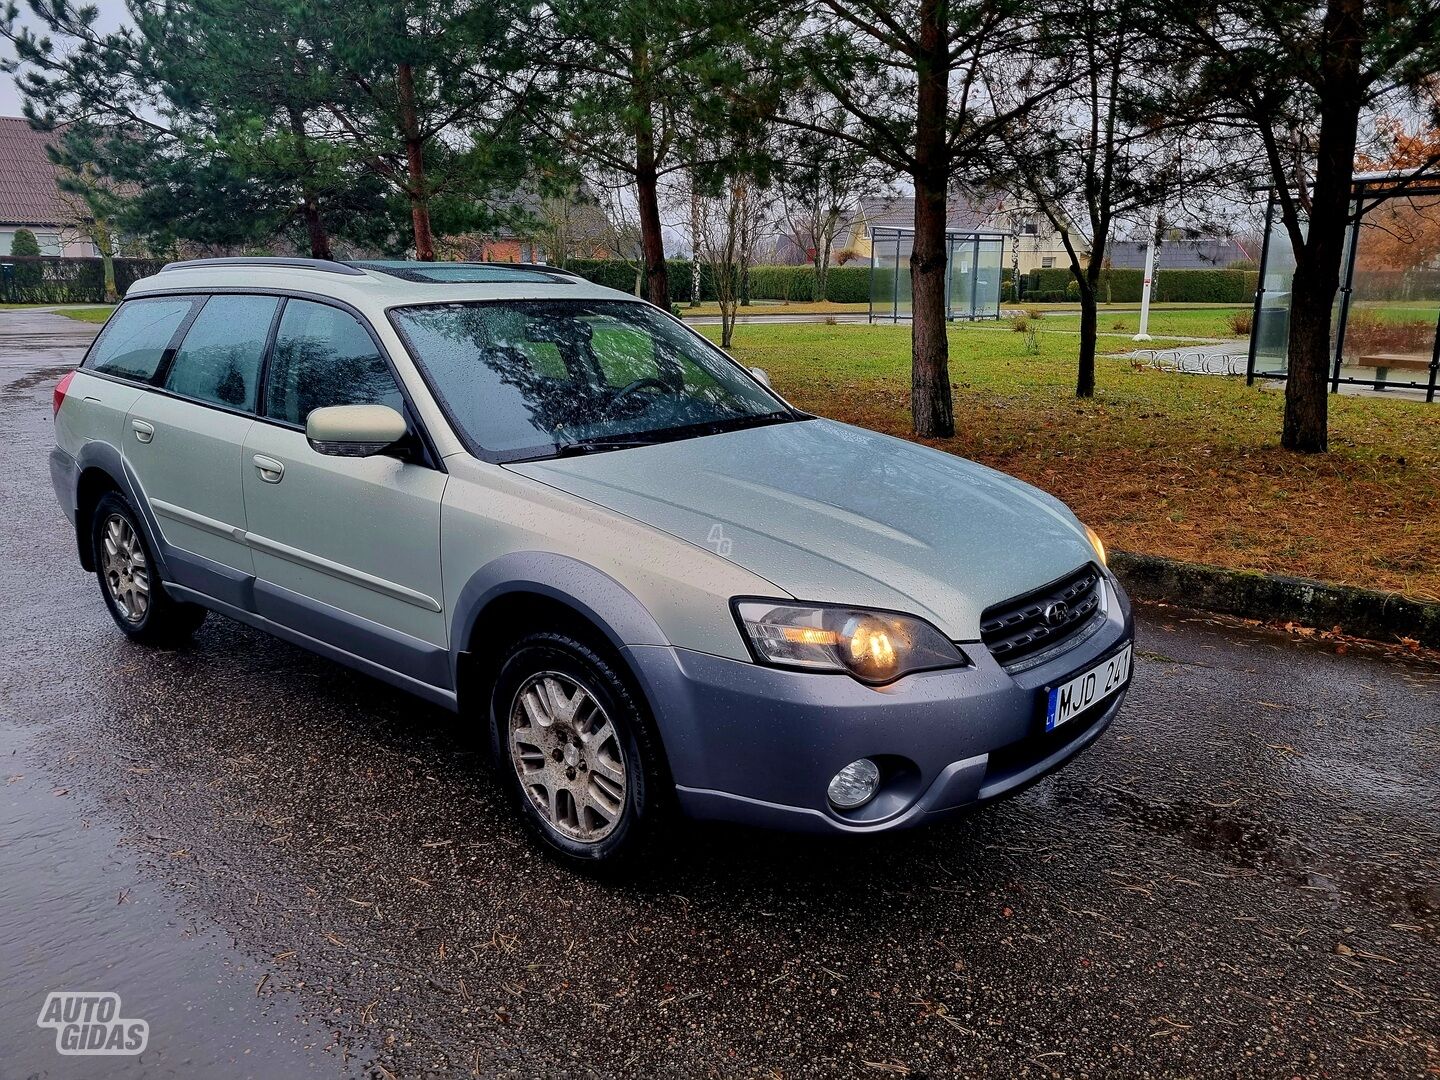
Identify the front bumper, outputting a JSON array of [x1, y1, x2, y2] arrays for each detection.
[[626, 574, 1133, 834]]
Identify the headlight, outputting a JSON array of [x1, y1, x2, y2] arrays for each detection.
[[1083, 524, 1107, 567], [734, 600, 968, 684]]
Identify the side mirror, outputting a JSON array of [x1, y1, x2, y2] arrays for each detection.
[[306, 404, 408, 458], [749, 366, 771, 387]]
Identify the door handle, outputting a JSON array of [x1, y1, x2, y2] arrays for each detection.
[[252, 454, 285, 484], [131, 419, 155, 443]]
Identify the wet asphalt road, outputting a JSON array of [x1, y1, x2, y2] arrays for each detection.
[[1, 309, 1438, 1079]]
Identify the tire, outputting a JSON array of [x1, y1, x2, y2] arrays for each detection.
[[490, 631, 669, 871], [90, 491, 206, 645]]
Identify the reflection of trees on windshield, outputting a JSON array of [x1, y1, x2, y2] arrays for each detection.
[[391, 300, 784, 456]]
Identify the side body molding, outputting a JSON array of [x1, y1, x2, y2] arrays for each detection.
[[450, 551, 671, 688]]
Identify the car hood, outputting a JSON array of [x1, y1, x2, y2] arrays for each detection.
[[506, 418, 1098, 640]]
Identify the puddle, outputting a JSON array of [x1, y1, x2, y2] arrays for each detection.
[[0, 719, 362, 1077]]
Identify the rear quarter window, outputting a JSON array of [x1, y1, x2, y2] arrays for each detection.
[[86, 298, 199, 382]]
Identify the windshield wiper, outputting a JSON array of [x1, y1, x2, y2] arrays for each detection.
[[542, 411, 805, 460], [549, 434, 663, 458]]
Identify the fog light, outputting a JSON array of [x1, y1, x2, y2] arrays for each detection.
[[828, 758, 881, 809]]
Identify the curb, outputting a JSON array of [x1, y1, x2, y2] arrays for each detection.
[[1110, 552, 1440, 649]]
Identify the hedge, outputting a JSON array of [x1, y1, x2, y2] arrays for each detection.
[[558, 259, 873, 304], [746, 265, 871, 303], [0, 256, 168, 304], [1020, 266, 1259, 304]]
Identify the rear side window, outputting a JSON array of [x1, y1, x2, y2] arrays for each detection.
[[163, 295, 279, 411], [86, 298, 198, 382], [264, 300, 403, 426]]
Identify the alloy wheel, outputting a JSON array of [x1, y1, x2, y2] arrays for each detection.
[[508, 671, 628, 844], [100, 513, 150, 624]]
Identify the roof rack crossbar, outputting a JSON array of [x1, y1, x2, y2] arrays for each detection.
[[159, 257, 367, 276]]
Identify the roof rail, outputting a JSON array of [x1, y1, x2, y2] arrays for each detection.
[[345, 259, 585, 278], [159, 257, 367, 276], [503, 262, 584, 278]]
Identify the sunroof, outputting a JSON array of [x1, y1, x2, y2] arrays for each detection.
[[348, 261, 577, 284]]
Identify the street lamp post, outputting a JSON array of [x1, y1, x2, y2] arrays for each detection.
[[1133, 217, 1158, 342]]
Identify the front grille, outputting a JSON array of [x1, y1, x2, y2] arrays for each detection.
[[980, 564, 1103, 667]]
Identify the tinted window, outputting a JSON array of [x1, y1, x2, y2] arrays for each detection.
[[163, 295, 278, 411], [264, 300, 402, 426], [87, 298, 198, 382]]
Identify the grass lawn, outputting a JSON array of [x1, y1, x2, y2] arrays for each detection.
[[1350, 299, 1440, 325], [706, 321, 1440, 605], [1011, 305, 1249, 340], [53, 306, 115, 324]]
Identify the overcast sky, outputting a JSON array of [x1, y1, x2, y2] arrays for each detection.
[[1, 0, 131, 115]]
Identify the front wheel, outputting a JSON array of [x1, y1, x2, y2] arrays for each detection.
[[91, 492, 206, 645], [490, 632, 668, 870]]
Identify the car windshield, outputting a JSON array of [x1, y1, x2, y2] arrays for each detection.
[[389, 299, 796, 461]]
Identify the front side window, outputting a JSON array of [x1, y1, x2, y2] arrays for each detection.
[[163, 294, 279, 411], [86, 298, 199, 382], [389, 300, 791, 460], [264, 299, 403, 426]]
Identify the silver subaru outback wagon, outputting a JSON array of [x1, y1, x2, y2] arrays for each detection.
[[50, 257, 1133, 869]]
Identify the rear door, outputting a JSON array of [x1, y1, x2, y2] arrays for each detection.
[[67, 296, 199, 462], [241, 298, 449, 687], [124, 294, 280, 585]]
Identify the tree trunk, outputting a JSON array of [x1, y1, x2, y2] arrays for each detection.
[[94, 218, 118, 303], [690, 185, 702, 306], [632, 39, 669, 309], [286, 105, 332, 260], [635, 131, 668, 308], [100, 246, 117, 304], [1280, 0, 1364, 453], [909, 0, 953, 438], [1076, 280, 1098, 398], [396, 63, 435, 261], [300, 196, 331, 261], [1075, 228, 1108, 398], [815, 234, 831, 302], [1282, 262, 1335, 452]]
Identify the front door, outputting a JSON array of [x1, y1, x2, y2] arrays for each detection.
[[241, 298, 449, 689]]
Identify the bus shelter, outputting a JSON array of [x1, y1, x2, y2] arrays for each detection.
[[868, 227, 1006, 323], [1248, 172, 1440, 401]]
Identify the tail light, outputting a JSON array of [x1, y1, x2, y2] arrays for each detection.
[[53, 370, 76, 418]]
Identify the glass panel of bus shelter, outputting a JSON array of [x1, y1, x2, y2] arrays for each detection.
[[1252, 213, 1298, 376], [974, 237, 1004, 317], [1338, 193, 1440, 393], [949, 236, 977, 318], [894, 231, 914, 318], [869, 229, 901, 322]]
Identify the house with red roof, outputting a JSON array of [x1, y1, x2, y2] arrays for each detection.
[[0, 116, 101, 258]]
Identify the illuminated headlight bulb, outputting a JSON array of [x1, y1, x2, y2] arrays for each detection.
[[844, 615, 902, 681]]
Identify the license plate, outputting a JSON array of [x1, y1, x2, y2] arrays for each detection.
[[1045, 644, 1132, 731]]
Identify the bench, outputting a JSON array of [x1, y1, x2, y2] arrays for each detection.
[[1341, 351, 1436, 389]]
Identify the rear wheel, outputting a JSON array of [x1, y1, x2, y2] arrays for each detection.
[[490, 632, 668, 870], [91, 492, 206, 645]]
